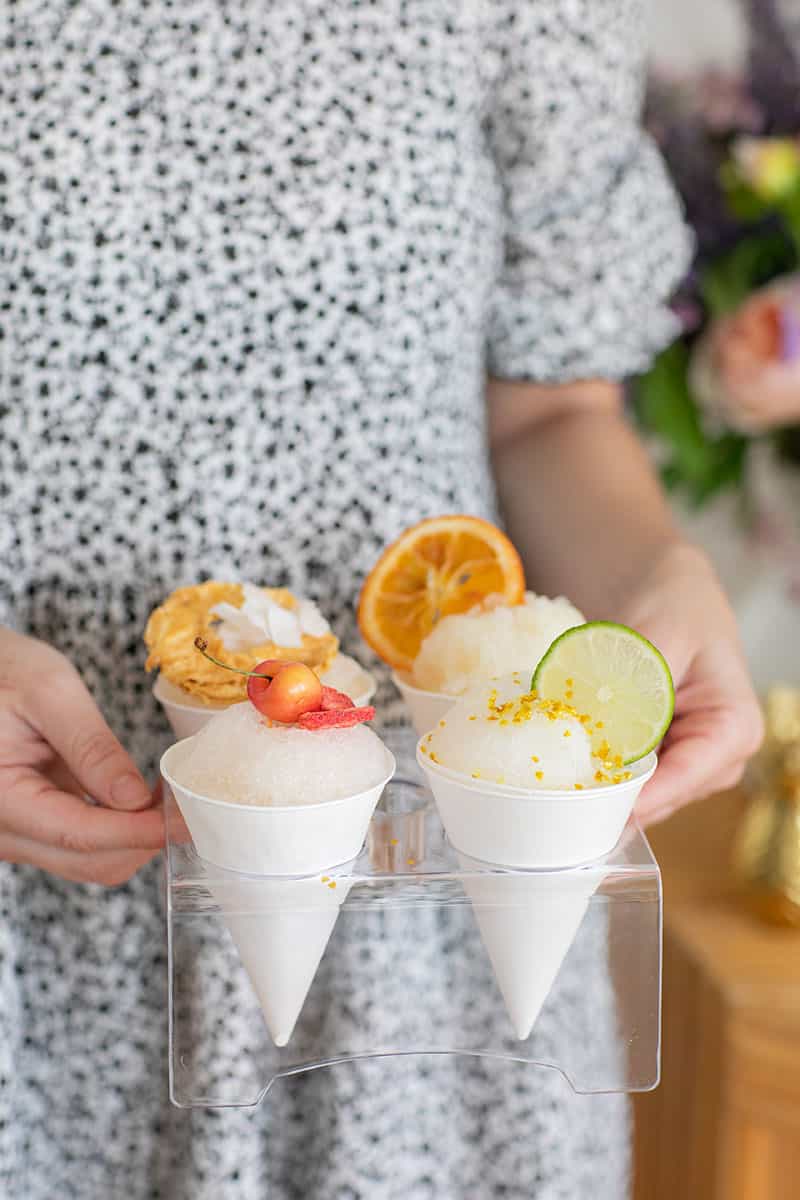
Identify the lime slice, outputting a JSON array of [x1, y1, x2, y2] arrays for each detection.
[[532, 622, 675, 765]]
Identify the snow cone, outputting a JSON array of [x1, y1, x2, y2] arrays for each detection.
[[161, 643, 393, 1046]]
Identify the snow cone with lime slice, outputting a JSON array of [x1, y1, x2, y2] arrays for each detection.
[[416, 621, 672, 1038], [418, 622, 672, 868]]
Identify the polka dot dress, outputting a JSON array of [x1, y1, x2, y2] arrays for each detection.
[[0, 2, 690, 1197]]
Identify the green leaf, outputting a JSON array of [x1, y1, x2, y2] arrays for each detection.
[[632, 344, 748, 507], [700, 232, 795, 318], [720, 164, 774, 224]]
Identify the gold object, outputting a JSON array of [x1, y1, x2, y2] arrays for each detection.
[[734, 687, 800, 927]]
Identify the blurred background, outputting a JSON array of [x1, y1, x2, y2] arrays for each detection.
[[634, 3, 800, 1197]]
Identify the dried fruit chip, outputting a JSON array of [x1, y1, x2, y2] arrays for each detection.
[[357, 515, 525, 671], [296, 705, 376, 730], [320, 685, 355, 711]]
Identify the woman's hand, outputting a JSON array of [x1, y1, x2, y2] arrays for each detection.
[[618, 543, 764, 825], [489, 379, 764, 825], [0, 628, 165, 884]]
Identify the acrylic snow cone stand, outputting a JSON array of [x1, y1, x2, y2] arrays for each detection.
[[162, 727, 662, 1109]]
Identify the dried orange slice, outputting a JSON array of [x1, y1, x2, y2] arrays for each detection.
[[358, 515, 525, 670]]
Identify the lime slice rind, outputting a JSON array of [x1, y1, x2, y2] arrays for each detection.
[[532, 621, 675, 765]]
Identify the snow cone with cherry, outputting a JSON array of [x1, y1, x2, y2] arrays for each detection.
[[160, 640, 394, 1047]]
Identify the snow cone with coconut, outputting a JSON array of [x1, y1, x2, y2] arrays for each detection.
[[146, 581, 375, 737], [161, 642, 394, 1047]]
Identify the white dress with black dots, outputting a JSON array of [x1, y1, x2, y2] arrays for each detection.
[[0, 3, 690, 1197]]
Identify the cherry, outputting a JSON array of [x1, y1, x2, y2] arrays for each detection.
[[247, 659, 323, 724], [244, 658, 291, 714], [193, 639, 346, 728]]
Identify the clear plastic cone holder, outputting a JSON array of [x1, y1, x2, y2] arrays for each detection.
[[164, 728, 662, 1109]]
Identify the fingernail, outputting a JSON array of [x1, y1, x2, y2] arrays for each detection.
[[110, 772, 152, 811]]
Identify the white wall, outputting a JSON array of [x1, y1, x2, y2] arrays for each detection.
[[648, 0, 747, 71]]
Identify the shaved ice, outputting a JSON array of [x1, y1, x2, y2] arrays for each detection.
[[171, 702, 389, 807], [424, 676, 595, 790], [412, 593, 584, 695]]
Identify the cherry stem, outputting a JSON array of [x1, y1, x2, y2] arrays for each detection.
[[193, 637, 275, 680]]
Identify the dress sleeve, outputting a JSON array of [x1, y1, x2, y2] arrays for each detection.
[[486, 0, 694, 383]]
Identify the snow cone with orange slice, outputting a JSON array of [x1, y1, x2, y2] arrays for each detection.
[[161, 643, 394, 1047], [146, 581, 375, 738], [415, 622, 673, 1039], [358, 515, 584, 734]]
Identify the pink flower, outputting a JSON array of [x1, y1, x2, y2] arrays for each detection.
[[690, 277, 800, 433]]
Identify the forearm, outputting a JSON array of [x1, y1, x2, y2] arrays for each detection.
[[488, 378, 683, 616]]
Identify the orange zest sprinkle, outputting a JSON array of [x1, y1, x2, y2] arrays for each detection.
[[574, 783, 584, 790], [535, 770, 544, 781]]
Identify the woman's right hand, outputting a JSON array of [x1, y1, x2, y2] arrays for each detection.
[[0, 628, 165, 885]]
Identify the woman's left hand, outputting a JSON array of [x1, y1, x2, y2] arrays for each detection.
[[618, 543, 764, 825]]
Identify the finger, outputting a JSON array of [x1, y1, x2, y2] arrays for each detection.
[[635, 715, 743, 823], [0, 768, 166, 853], [154, 778, 193, 844], [642, 759, 748, 827], [0, 834, 160, 886], [25, 668, 151, 811]]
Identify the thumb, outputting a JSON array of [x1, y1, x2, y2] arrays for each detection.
[[28, 666, 152, 812]]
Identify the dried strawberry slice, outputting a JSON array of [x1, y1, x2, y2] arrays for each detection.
[[320, 685, 355, 711], [296, 705, 375, 730]]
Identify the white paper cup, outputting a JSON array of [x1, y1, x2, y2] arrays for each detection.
[[154, 675, 227, 739], [392, 672, 456, 737], [155, 658, 377, 741], [161, 739, 395, 876], [417, 743, 656, 869], [457, 850, 598, 1040], [211, 872, 354, 1046]]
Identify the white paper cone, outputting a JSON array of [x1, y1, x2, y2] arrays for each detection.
[[211, 873, 353, 1047], [418, 744, 656, 868], [155, 662, 376, 741], [162, 739, 393, 1046], [457, 851, 598, 1039], [392, 672, 455, 737]]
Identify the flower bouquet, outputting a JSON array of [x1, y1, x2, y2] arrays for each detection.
[[635, 66, 800, 554]]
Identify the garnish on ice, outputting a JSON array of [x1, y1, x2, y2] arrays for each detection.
[[194, 638, 375, 729]]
